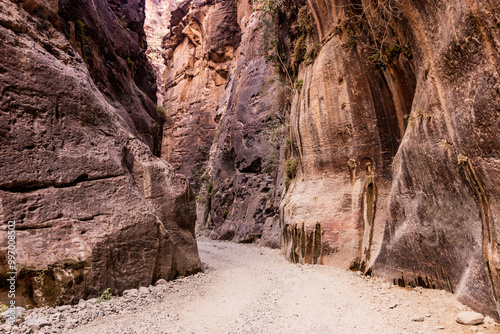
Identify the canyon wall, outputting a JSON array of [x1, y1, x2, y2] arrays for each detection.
[[282, 0, 500, 320], [0, 0, 201, 307], [156, 0, 284, 247], [158, 0, 500, 320]]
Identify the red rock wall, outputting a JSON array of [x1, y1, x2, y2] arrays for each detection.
[[282, 0, 500, 320], [0, 0, 201, 307]]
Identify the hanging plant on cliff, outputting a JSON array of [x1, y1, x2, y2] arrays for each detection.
[[255, 0, 293, 88]]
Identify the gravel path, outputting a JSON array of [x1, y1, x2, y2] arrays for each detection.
[[69, 238, 498, 334]]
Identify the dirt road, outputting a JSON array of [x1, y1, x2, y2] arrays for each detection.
[[71, 238, 497, 333]]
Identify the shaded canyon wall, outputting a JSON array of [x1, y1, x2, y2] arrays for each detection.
[[0, 0, 201, 307]]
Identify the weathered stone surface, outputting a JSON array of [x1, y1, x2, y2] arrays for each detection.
[[366, 0, 500, 321], [0, 0, 201, 307], [282, 0, 414, 268], [207, 4, 285, 245], [159, 0, 241, 179], [152, 0, 283, 246], [145, 0, 179, 105], [155, 279, 168, 286]]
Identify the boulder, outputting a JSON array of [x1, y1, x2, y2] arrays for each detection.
[[456, 312, 485, 325]]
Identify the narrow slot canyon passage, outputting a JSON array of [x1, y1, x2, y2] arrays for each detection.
[[2, 0, 499, 332], [68, 238, 492, 334]]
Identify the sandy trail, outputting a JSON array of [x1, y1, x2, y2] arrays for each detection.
[[71, 238, 496, 334]]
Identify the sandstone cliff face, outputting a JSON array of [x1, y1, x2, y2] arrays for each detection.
[[159, 0, 240, 179], [370, 0, 500, 320], [282, 0, 416, 268], [280, 0, 500, 320], [206, 1, 285, 246], [0, 0, 200, 307], [144, 0, 178, 105]]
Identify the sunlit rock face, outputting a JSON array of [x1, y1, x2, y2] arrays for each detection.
[[145, 0, 179, 105], [0, 0, 201, 307]]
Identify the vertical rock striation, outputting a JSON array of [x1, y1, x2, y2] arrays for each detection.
[[369, 0, 500, 320], [152, 0, 500, 319], [282, 0, 500, 320], [0, 0, 201, 307]]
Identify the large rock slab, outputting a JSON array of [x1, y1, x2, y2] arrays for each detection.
[[280, 0, 500, 321], [0, 0, 200, 307]]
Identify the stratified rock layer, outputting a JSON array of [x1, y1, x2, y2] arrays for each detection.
[[0, 0, 201, 307]]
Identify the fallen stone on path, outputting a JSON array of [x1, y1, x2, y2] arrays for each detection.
[[25, 316, 51, 330], [124, 289, 139, 297], [156, 279, 168, 286], [411, 315, 425, 322], [139, 287, 150, 297], [456, 311, 484, 325], [1, 307, 25, 321]]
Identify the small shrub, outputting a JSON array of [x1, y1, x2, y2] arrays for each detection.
[[75, 19, 89, 62], [97, 288, 112, 303], [293, 35, 307, 63], [126, 57, 135, 69], [285, 176, 291, 189], [118, 15, 128, 29], [402, 46, 413, 59], [385, 45, 402, 59], [257, 0, 285, 16], [295, 79, 303, 90], [304, 43, 321, 65], [347, 159, 356, 170], [340, 26, 356, 48], [457, 153, 469, 165], [285, 158, 298, 179], [297, 6, 313, 34], [369, 51, 387, 67], [155, 104, 168, 121], [206, 181, 214, 196], [0, 304, 7, 312]]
